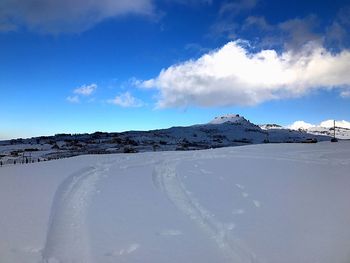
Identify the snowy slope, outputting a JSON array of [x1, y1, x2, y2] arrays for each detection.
[[307, 126, 350, 139], [1, 142, 350, 263]]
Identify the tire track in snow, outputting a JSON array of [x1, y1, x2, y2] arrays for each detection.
[[152, 160, 257, 263], [42, 162, 111, 263]]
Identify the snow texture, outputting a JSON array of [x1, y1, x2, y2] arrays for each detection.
[[1, 142, 350, 262]]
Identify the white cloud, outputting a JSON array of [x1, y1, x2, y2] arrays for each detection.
[[288, 121, 315, 130], [108, 92, 144, 107], [74, 84, 97, 96], [0, 0, 155, 33], [288, 119, 350, 130], [66, 95, 80, 104], [340, 90, 350, 98], [320, 120, 350, 129], [66, 83, 97, 103], [141, 40, 350, 108]]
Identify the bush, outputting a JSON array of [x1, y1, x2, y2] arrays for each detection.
[[152, 144, 160, 151], [24, 148, 39, 152], [124, 137, 139, 146], [111, 137, 122, 144], [159, 140, 167, 145], [51, 144, 60, 150], [123, 147, 138, 153]]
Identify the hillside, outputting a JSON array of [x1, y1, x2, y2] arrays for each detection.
[[0, 114, 330, 165]]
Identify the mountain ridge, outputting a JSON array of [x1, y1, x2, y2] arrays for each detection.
[[0, 114, 334, 164]]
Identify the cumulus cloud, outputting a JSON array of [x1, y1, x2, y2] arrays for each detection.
[[66, 95, 80, 104], [0, 0, 154, 33], [66, 83, 96, 103], [340, 90, 350, 98], [288, 121, 315, 130], [289, 120, 350, 130], [74, 84, 97, 96], [108, 92, 144, 107], [141, 40, 350, 108], [320, 120, 350, 129]]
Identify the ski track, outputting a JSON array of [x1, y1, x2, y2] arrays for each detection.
[[41, 152, 261, 263], [41, 157, 160, 263], [41, 161, 112, 263], [152, 158, 257, 263]]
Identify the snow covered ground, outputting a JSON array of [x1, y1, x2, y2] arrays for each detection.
[[1, 142, 350, 263]]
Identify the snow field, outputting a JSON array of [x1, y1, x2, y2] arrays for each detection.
[[0, 142, 350, 262]]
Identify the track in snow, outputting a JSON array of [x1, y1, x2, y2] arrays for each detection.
[[41, 162, 112, 263], [41, 152, 257, 263], [152, 159, 257, 263]]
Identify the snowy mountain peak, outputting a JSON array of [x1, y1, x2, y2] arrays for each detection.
[[289, 121, 315, 130], [259, 124, 283, 130], [209, 114, 248, 125]]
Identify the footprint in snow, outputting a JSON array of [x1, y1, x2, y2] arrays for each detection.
[[24, 247, 42, 254], [241, 192, 249, 198], [123, 244, 140, 255], [235, 184, 245, 190], [200, 168, 212, 174], [226, 223, 236, 231], [105, 243, 140, 257], [252, 200, 261, 208], [158, 229, 183, 236], [11, 247, 42, 255], [232, 209, 245, 215]]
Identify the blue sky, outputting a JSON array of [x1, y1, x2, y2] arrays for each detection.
[[1, 0, 350, 139]]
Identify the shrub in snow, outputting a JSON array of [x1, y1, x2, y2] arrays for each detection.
[[123, 147, 138, 153], [51, 144, 60, 150]]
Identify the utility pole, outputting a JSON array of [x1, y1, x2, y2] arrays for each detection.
[[331, 119, 338, 142]]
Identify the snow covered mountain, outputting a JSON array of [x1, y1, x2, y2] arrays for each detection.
[[209, 114, 250, 124], [0, 114, 331, 165]]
